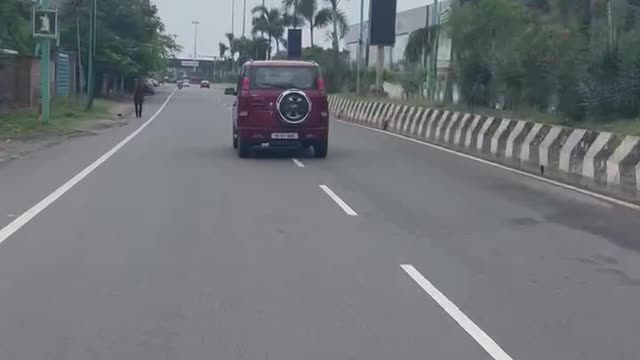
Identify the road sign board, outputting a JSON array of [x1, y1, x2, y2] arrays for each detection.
[[33, 8, 58, 39], [181, 60, 199, 67]]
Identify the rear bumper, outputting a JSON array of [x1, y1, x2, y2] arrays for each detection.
[[238, 127, 328, 147]]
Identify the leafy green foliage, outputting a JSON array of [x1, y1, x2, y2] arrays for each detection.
[[302, 46, 349, 93], [323, 0, 349, 53], [446, 0, 640, 121], [404, 27, 437, 65], [0, 0, 35, 56], [58, 0, 180, 80], [252, 6, 285, 56]]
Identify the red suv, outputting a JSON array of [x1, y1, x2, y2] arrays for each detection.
[[225, 60, 329, 158]]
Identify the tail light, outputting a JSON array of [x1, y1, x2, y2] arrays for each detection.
[[317, 76, 325, 92], [241, 77, 250, 96]]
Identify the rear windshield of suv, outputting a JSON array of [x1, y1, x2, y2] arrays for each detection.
[[251, 66, 319, 90]]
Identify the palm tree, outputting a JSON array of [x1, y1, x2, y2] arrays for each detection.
[[281, 0, 305, 29], [323, 0, 349, 53], [295, 0, 332, 47], [225, 33, 237, 58], [225, 33, 239, 71], [252, 6, 285, 59], [219, 42, 228, 59]]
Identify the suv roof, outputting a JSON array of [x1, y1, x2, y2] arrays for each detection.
[[244, 60, 318, 68]]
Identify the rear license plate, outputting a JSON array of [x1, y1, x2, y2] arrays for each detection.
[[271, 132, 299, 139]]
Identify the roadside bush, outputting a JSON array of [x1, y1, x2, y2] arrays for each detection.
[[302, 46, 350, 93], [447, 0, 640, 121]]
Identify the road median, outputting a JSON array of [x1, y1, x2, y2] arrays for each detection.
[[329, 96, 640, 205]]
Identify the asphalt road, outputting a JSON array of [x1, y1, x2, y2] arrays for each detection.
[[0, 86, 639, 360]]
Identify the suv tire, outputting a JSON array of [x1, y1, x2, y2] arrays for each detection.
[[314, 140, 328, 158], [237, 137, 251, 158]]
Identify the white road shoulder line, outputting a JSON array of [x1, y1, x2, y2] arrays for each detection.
[[401, 264, 514, 360], [337, 119, 640, 211], [292, 158, 305, 168], [319, 185, 358, 216], [0, 89, 178, 245]]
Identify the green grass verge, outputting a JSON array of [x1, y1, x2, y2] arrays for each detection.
[[0, 98, 112, 139], [338, 94, 640, 136]]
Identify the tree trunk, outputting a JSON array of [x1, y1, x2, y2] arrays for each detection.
[[331, 7, 340, 53], [310, 23, 315, 48], [76, 11, 85, 94]]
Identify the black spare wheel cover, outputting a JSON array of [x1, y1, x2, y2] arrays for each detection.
[[277, 89, 311, 124]]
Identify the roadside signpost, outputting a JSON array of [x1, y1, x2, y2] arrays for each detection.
[[33, 4, 58, 124]]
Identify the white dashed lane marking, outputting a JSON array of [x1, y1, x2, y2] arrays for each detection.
[[319, 185, 358, 216], [401, 264, 514, 360], [292, 158, 305, 168]]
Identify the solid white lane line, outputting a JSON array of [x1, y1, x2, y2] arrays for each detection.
[[292, 158, 305, 168], [401, 264, 514, 360], [319, 185, 358, 216], [337, 119, 640, 211], [0, 89, 178, 245]]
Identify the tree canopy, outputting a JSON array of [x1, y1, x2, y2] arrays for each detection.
[[0, 0, 35, 55], [58, 0, 180, 78]]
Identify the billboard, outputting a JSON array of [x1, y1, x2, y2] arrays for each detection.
[[181, 60, 199, 67], [369, 0, 397, 46], [287, 29, 302, 59]]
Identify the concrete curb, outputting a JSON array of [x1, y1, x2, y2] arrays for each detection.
[[329, 96, 640, 204]]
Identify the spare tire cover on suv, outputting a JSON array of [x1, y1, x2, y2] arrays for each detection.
[[276, 89, 311, 124]]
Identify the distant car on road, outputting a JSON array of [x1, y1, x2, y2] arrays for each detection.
[[225, 60, 329, 158], [200, 80, 210, 88], [182, 79, 191, 87]]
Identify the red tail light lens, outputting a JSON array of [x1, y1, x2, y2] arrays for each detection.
[[241, 77, 250, 96], [317, 76, 325, 91]]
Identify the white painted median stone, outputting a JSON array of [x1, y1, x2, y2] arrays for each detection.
[[476, 117, 495, 151], [454, 114, 472, 146], [559, 129, 587, 172], [491, 118, 511, 155], [505, 120, 527, 159], [520, 123, 543, 162], [582, 132, 612, 179], [465, 115, 482, 148], [607, 136, 639, 185], [539, 126, 563, 167]]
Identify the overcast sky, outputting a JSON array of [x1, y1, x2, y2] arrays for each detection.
[[152, 0, 431, 58]]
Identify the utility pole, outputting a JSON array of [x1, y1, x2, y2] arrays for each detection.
[[86, 0, 97, 109], [607, 0, 614, 47], [231, 0, 235, 35], [39, 0, 52, 123], [293, 0, 299, 28], [428, 0, 440, 101], [192, 20, 200, 74], [242, 0, 247, 37], [356, 0, 365, 95]]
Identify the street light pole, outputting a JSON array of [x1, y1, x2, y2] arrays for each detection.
[[86, 0, 97, 109], [242, 0, 247, 37], [231, 0, 235, 35], [192, 20, 200, 74], [39, 0, 51, 123], [356, 0, 365, 95], [428, 0, 440, 101]]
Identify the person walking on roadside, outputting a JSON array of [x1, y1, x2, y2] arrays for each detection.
[[133, 78, 145, 118]]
